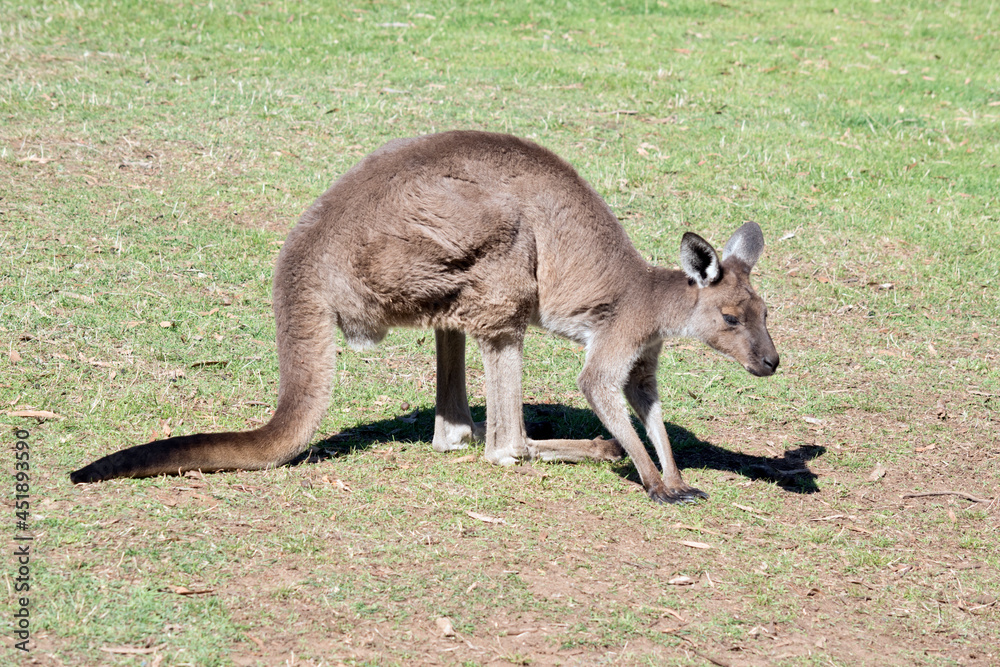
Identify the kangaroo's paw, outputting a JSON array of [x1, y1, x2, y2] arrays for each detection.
[[647, 483, 709, 505]]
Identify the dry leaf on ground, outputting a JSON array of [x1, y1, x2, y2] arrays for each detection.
[[435, 617, 455, 637], [677, 540, 712, 550], [7, 410, 63, 419]]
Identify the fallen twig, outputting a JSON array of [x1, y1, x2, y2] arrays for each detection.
[[649, 605, 688, 623], [902, 491, 993, 504], [676, 635, 730, 667], [101, 645, 164, 655]]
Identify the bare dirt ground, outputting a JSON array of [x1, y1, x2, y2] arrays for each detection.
[[20, 374, 999, 666]]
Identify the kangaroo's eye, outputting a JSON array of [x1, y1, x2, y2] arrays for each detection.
[[723, 314, 740, 326]]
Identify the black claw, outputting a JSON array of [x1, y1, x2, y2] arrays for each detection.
[[648, 485, 709, 504]]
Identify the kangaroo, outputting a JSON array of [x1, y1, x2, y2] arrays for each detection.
[[70, 131, 778, 503]]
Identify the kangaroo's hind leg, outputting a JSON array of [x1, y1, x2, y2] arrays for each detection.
[[432, 328, 485, 452], [477, 332, 531, 465], [526, 436, 625, 462]]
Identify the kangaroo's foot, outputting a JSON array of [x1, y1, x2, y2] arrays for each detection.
[[646, 482, 709, 504], [526, 437, 624, 463], [482, 440, 525, 466]]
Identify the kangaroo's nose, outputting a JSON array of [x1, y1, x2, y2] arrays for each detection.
[[763, 354, 780, 373]]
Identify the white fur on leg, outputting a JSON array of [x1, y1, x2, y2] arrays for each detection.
[[432, 417, 475, 452], [483, 443, 519, 466]]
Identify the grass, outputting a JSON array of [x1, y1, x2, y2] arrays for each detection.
[[2, 0, 999, 664]]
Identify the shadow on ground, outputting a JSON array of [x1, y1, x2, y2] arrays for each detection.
[[300, 404, 825, 494]]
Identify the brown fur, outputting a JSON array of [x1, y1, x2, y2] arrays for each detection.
[[70, 131, 779, 503]]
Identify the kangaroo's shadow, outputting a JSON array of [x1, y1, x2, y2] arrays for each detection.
[[298, 403, 823, 494]]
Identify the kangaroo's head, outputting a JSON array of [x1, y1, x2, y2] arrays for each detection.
[[679, 221, 779, 377]]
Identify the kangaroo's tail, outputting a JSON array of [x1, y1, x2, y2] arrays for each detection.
[[71, 259, 337, 483]]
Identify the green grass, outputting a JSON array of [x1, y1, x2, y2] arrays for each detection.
[[3, 0, 1000, 665]]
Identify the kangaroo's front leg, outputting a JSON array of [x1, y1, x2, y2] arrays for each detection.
[[623, 342, 707, 502], [477, 333, 530, 466], [432, 329, 484, 452], [578, 336, 699, 504]]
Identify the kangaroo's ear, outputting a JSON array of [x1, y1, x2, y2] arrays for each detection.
[[680, 232, 721, 288], [721, 221, 765, 270]]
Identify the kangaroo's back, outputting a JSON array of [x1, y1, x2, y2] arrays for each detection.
[[281, 131, 648, 344]]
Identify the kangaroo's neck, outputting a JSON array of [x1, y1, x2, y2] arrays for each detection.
[[648, 265, 700, 338]]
